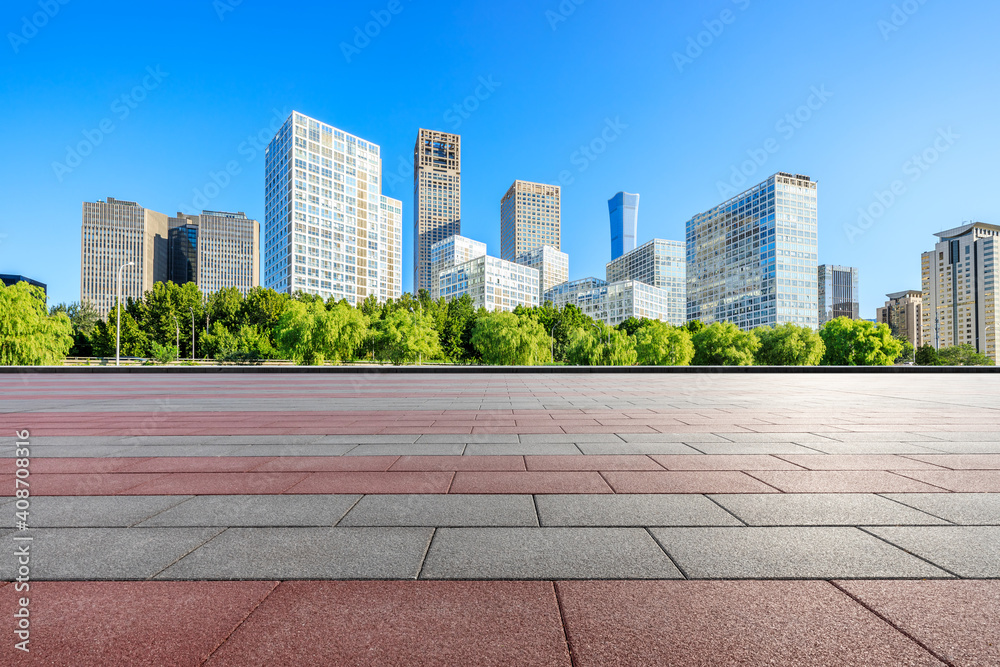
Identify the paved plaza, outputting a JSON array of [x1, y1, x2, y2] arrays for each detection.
[[2, 371, 999, 665]]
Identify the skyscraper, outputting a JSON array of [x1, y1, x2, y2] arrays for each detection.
[[168, 210, 259, 296], [921, 222, 1000, 363], [608, 192, 639, 260], [686, 172, 818, 330], [878, 290, 923, 349], [500, 181, 560, 262], [605, 239, 686, 325], [515, 245, 569, 300], [263, 111, 402, 304], [429, 235, 487, 300], [413, 129, 461, 294], [817, 264, 859, 325]]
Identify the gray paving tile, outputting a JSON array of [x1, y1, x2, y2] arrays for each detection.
[[867, 526, 1000, 577], [803, 442, 947, 455], [314, 435, 420, 444], [339, 495, 537, 527], [690, 443, 825, 455], [914, 442, 1000, 454], [420, 527, 682, 579], [415, 434, 519, 444], [24, 445, 134, 458], [117, 435, 323, 446], [818, 433, 945, 443], [882, 493, 1000, 525], [616, 433, 733, 444], [650, 527, 953, 579], [909, 432, 1000, 442], [106, 444, 248, 458], [137, 495, 361, 527], [157, 527, 432, 580], [709, 494, 949, 527], [577, 442, 702, 456], [465, 443, 582, 456], [4, 496, 192, 528], [227, 444, 354, 457], [345, 444, 465, 456], [0, 527, 223, 580], [22, 436, 127, 446], [719, 433, 840, 444], [519, 434, 624, 444], [536, 494, 742, 527]]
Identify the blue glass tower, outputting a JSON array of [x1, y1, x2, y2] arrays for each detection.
[[609, 192, 639, 260]]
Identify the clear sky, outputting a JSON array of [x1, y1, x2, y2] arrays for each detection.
[[3, 0, 998, 319]]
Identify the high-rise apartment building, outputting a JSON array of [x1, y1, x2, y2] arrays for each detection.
[[263, 111, 402, 304], [878, 290, 923, 349], [686, 172, 818, 330], [413, 129, 461, 294], [817, 264, 859, 325], [429, 235, 487, 300], [605, 239, 686, 324], [378, 195, 403, 302], [167, 211, 259, 296], [545, 277, 682, 327], [500, 181, 560, 262], [921, 222, 1000, 363], [438, 255, 540, 312], [515, 245, 569, 301], [609, 192, 639, 260]]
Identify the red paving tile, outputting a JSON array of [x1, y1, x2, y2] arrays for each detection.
[[472, 426, 567, 434], [284, 471, 454, 494], [649, 455, 803, 471], [450, 471, 613, 494], [252, 456, 398, 472], [773, 455, 950, 471], [28, 473, 168, 496], [891, 470, 1000, 492], [204, 581, 571, 666], [5, 457, 145, 474], [556, 581, 944, 667], [745, 470, 950, 493], [121, 472, 310, 495], [835, 580, 1000, 667], [524, 455, 664, 471], [123, 457, 277, 474], [389, 455, 526, 471], [601, 471, 779, 494], [903, 454, 1000, 470], [1, 580, 278, 666]]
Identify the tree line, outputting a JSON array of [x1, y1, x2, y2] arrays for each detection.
[[0, 280, 992, 366]]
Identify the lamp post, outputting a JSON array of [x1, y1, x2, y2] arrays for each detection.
[[189, 306, 195, 361], [115, 261, 135, 366]]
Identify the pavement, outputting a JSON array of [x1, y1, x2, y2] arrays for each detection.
[[2, 371, 999, 665]]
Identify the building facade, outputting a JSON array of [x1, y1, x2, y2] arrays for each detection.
[[921, 222, 1000, 363], [0, 275, 46, 296], [429, 235, 487, 300], [263, 111, 402, 304], [515, 245, 569, 301], [878, 290, 923, 349], [378, 195, 403, 302], [686, 172, 818, 330], [817, 264, 859, 326], [609, 192, 639, 260], [605, 238, 686, 324], [544, 277, 682, 327], [500, 180, 560, 262], [437, 255, 540, 312], [413, 129, 461, 294], [168, 211, 259, 295]]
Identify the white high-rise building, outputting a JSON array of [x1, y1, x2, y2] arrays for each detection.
[[429, 235, 487, 300], [515, 245, 569, 301], [545, 277, 681, 326], [263, 111, 401, 303], [438, 256, 539, 312], [605, 239, 686, 324]]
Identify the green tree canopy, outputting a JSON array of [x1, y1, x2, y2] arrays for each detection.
[[50, 301, 100, 356], [819, 318, 902, 366], [634, 321, 694, 366], [274, 300, 368, 365], [754, 323, 825, 366], [915, 344, 939, 366], [375, 309, 442, 365], [471, 311, 551, 366], [936, 344, 993, 366], [564, 323, 637, 366], [0, 282, 73, 365], [692, 322, 760, 366]]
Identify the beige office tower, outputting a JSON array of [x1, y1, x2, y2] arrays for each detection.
[[168, 211, 259, 295], [378, 195, 403, 301], [921, 222, 1000, 363], [878, 290, 923, 350], [413, 129, 461, 294], [81, 198, 170, 317], [500, 181, 560, 262]]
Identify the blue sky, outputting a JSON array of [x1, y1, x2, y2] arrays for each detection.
[[2, 0, 998, 318]]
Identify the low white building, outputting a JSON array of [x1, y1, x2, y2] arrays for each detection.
[[545, 277, 682, 326], [439, 255, 540, 312], [429, 235, 487, 299]]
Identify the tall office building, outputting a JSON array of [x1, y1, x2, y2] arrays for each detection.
[[878, 290, 923, 349], [438, 255, 540, 312], [378, 195, 403, 302], [515, 245, 569, 300], [168, 211, 259, 295], [500, 181, 560, 262], [921, 222, 1000, 363], [817, 264, 859, 325], [263, 111, 402, 304], [609, 192, 639, 260], [606, 239, 686, 324], [429, 235, 487, 300], [686, 172, 818, 330], [545, 277, 682, 327], [81, 198, 170, 317], [413, 129, 461, 294]]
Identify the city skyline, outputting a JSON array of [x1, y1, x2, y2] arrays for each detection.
[[3, 1, 999, 318]]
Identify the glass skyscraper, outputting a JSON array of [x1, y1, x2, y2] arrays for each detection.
[[606, 239, 686, 325], [686, 172, 818, 330], [817, 264, 859, 325], [608, 192, 639, 260]]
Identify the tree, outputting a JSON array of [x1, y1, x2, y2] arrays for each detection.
[[894, 337, 915, 364], [150, 342, 178, 364], [634, 321, 694, 366], [0, 282, 73, 365], [375, 309, 441, 365], [937, 344, 993, 366], [564, 323, 638, 366], [692, 322, 759, 366], [616, 317, 647, 337], [206, 287, 244, 331], [754, 323, 825, 366], [685, 320, 706, 335], [819, 318, 902, 366], [471, 311, 551, 365], [915, 344, 939, 366], [241, 286, 288, 332], [441, 294, 479, 363], [92, 310, 149, 358], [274, 301, 368, 365], [50, 301, 100, 356], [200, 321, 276, 363]]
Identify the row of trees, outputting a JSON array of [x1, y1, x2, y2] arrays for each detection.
[[0, 280, 993, 366]]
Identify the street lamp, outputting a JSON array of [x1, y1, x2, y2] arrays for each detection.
[[189, 306, 195, 361], [115, 261, 135, 366]]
